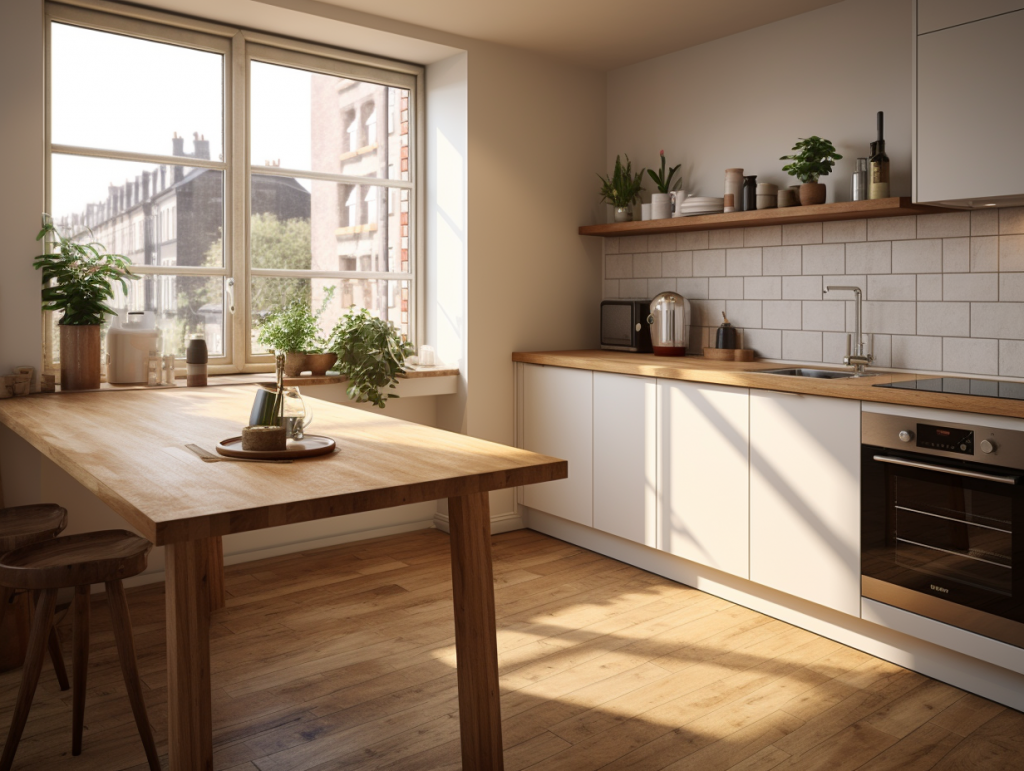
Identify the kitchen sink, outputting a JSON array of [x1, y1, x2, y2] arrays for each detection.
[[759, 368, 856, 379]]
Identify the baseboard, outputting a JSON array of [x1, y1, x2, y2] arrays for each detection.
[[432, 509, 524, 534]]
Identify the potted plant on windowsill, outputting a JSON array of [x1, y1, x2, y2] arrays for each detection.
[[780, 136, 843, 206], [328, 308, 414, 408], [647, 150, 681, 220], [255, 287, 338, 377], [33, 217, 138, 391], [598, 155, 645, 223]]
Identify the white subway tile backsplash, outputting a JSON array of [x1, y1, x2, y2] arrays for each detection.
[[918, 211, 970, 239], [763, 245, 802, 275], [1001, 235, 1024, 272], [676, 277, 710, 300], [1000, 273, 1024, 302], [709, 277, 744, 300], [782, 330, 823, 362], [892, 239, 941, 274], [918, 274, 942, 301], [868, 275, 916, 301], [693, 249, 726, 277], [783, 275, 823, 300], [678, 231, 710, 251], [892, 336, 942, 371], [603, 280, 619, 298], [823, 276, 866, 299], [648, 278, 677, 297], [663, 251, 693, 277], [744, 276, 782, 300], [1000, 340, 1024, 377], [782, 222, 823, 245], [762, 300, 802, 329], [619, 235, 649, 253], [606, 253, 632, 278], [868, 216, 916, 241], [604, 239, 619, 255], [943, 273, 998, 302], [618, 278, 647, 298], [972, 303, 1024, 339], [999, 207, 1024, 235], [846, 241, 892, 274], [725, 300, 762, 329], [971, 209, 999, 236], [823, 219, 866, 244], [648, 233, 676, 253], [743, 328, 782, 359], [633, 252, 662, 278], [942, 238, 970, 273], [863, 301, 916, 335], [802, 301, 846, 332], [726, 248, 763, 276], [971, 237, 999, 272], [689, 299, 726, 327], [743, 226, 782, 247], [918, 302, 969, 337], [823, 332, 849, 364], [803, 244, 845, 274], [871, 334, 893, 367], [709, 228, 744, 249], [943, 338, 998, 375]]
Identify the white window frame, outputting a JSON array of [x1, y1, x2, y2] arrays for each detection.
[[44, 0, 425, 375]]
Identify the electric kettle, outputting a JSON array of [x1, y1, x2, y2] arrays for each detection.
[[647, 291, 691, 356]]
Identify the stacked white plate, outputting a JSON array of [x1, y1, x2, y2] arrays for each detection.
[[673, 196, 725, 217]]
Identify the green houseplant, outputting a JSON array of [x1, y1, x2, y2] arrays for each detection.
[[255, 286, 338, 376], [780, 136, 843, 206], [33, 217, 138, 391], [328, 308, 414, 408], [598, 155, 645, 222], [646, 150, 681, 220]]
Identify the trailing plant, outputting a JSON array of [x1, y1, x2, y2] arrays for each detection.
[[328, 308, 415, 408], [256, 285, 336, 353], [598, 155, 645, 207], [780, 136, 843, 184], [646, 150, 681, 194], [33, 216, 138, 325]]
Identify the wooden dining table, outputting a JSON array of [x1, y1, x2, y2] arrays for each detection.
[[0, 385, 566, 770]]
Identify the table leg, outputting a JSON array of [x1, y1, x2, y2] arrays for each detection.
[[165, 538, 213, 771], [208, 535, 226, 611], [447, 492, 504, 771]]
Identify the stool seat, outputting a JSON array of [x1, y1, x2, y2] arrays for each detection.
[[0, 530, 150, 590], [0, 504, 68, 553]]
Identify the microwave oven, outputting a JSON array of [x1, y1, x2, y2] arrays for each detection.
[[600, 300, 652, 353]]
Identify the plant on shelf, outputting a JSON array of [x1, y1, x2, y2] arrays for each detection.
[[646, 150, 682, 220], [328, 308, 415, 408], [780, 136, 843, 206], [598, 155, 645, 223], [255, 286, 338, 376], [34, 216, 139, 391]]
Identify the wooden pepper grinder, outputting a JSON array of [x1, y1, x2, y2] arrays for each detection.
[[716, 312, 738, 350]]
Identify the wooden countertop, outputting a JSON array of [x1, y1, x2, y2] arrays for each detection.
[[0, 385, 564, 545], [512, 350, 1024, 420]]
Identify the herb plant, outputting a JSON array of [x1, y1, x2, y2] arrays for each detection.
[[33, 217, 138, 325], [647, 150, 681, 195], [598, 155, 645, 207], [328, 308, 415, 408], [256, 286, 335, 353], [780, 136, 843, 184]]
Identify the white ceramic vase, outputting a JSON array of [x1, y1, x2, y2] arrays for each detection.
[[650, 193, 672, 220], [613, 205, 632, 223]]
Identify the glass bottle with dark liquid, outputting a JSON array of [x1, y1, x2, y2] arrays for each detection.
[[869, 111, 890, 199]]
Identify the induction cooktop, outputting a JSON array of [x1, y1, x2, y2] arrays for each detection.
[[875, 377, 1024, 401]]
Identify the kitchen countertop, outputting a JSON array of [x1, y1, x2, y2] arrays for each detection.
[[511, 350, 1024, 420]]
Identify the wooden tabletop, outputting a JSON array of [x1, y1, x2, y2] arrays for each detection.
[[512, 350, 1024, 421], [0, 386, 566, 545]]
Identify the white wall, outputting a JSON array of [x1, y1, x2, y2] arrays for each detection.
[[604, 0, 913, 214]]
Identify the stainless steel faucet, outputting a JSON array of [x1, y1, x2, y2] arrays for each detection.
[[825, 285, 873, 376]]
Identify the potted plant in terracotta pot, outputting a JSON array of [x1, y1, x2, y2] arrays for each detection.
[[328, 307, 414, 408], [256, 287, 338, 377], [598, 155, 645, 222], [780, 136, 843, 206], [33, 217, 138, 391], [647, 150, 681, 219]]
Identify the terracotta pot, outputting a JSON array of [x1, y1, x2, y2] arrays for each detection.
[[59, 324, 101, 391], [283, 351, 307, 378], [799, 182, 826, 206], [304, 352, 338, 377]]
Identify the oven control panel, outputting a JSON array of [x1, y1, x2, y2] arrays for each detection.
[[917, 423, 974, 455]]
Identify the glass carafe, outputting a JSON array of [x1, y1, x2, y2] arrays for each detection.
[[281, 387, 313, 440]]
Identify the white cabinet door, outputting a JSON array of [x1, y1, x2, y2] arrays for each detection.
[[657, 380, 750, 578], [593, 372, 657, 546], [750, 391, 861, 616], [522, 364, 593, 526]]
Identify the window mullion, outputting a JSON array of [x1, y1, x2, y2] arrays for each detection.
[[231, 31, 248, 368]]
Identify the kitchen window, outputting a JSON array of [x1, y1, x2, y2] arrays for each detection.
[[44, 1, 422, 374]]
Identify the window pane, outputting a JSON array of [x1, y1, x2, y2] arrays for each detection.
[[250, 173, 407, 273], [51, 154, 225, 268], [51, 23, 223, 160], [250, 277, 409, 355], [111, 275, 226, 357], [251, 61, 409, 181]]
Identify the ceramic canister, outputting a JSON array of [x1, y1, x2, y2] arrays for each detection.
[[651, 193, 672, 220], [777, 188, 797, 208], [756, 182, 778, 210], [641, 203, 652, 221], [724, 168, 743, 213]]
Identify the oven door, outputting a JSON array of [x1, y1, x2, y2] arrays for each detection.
[[862, 445, 1024, 646]]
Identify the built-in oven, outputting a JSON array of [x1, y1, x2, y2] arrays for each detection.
[[862, 411, 1024, 648]]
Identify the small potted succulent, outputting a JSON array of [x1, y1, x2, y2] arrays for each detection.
[[598, 155, 645, 222], [33, 216, 138, 391], [780, 136, 843, 206], [255, 287, 338, 377], [647, 150, 681, 219], [328, 308, 414, 408]]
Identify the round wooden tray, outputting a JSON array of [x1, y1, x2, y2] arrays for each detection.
[[216, 434, 336, 460]]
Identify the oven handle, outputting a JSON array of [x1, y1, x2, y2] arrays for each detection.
[[873, 455, 1020, 485]]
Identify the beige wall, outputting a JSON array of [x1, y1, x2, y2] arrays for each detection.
[[604, 0, 913, 216]]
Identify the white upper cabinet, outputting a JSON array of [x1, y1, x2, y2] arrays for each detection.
[[749, 391, 861, 616], [521, 364, 593, 526], [915, 6, 1024, 205], [593, 372, 657, 547], [657, 380, 750, 579]]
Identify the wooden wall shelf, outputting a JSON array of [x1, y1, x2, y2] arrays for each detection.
[[579, 197, 953, 237]]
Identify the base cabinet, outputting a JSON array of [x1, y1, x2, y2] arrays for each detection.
[[749, 390, 861, 616], [657, 380, 750, 578]]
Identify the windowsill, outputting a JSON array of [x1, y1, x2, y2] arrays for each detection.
[[338, 143, 379, 161]]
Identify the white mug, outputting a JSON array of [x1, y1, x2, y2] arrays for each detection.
[[670, 190, 689, 216]]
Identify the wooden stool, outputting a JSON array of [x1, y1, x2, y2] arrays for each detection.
[[0, 530, 160, 771], [0, 504, 71, 690]]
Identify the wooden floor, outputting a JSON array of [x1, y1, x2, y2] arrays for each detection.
[[1, 528, 1022, 771]]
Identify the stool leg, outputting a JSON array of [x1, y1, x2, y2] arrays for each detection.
[[32, 589, 69, 691], [72, 585, 90, 756], [1, 588, 57, 771], [106, 580, 160, 771], [0, 586, 11, 635]]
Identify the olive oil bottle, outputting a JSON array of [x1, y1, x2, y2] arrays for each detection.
[[869, 111, 890, 199]]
